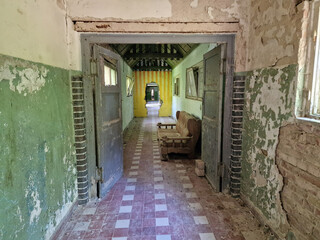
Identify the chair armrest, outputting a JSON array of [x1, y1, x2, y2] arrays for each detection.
[[161, 136, 192, 141], [157, 123, 176, 129], [160, 136, 193, 147]]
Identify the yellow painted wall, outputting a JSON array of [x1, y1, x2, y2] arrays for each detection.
[[134, 71, 172, 117]]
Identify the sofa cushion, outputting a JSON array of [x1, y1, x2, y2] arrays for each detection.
[[158, 129, 180, 139], [176, 111, 193, 137]]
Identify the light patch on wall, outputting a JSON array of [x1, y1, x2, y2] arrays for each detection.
[[207, 7, 214, 19], [0, 61, 48, 95], [190, 0, 198, 8], [29, 191, 42, 224], [63, 154, 67, 164], [44, 143, 49, 153], [13, 207, 25, 238], [67, 0, 172, 20], [220, 0, 241, 18], [17, 207, 23, 223], [45, 197, 74, 240]]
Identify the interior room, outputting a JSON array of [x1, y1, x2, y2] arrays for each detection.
[[0, 1, 320, 240]]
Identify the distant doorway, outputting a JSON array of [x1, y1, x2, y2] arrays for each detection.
[[145, 82, 161, 117]]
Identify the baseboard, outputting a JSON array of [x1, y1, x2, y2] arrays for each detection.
[[49, 200, 78, 240]]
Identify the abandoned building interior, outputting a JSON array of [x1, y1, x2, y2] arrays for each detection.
[[1, 0, 320, 240]]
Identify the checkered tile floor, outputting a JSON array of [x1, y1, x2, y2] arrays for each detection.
[[55, 117, 268, 240]]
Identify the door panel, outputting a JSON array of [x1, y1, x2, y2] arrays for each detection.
[[202, 44, 226, 191], [102, 93, 120, 122], [93, 45, 123, 198], [204, 91, 219, 119]]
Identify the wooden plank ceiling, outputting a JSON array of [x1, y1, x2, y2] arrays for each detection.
[[109, 44, 199, 71]]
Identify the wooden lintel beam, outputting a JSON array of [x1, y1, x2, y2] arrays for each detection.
[[74, 21, 240, 33]]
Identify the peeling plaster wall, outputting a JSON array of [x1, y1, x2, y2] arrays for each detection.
[[67, 0, 250, 72], [241, 1, 320, 239], [0, 0, 81, 70], [0, 54, 78, 239], [241, 65, 297, 238], [247, 0, 303, 70], [0, 1, 82, 239]]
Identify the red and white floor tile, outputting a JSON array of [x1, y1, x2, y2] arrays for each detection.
[[55, 117, 269, 240]]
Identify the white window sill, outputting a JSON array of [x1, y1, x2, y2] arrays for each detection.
[[296, 117, 320, 125]]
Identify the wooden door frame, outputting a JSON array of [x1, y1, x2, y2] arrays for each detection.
[[81, 34, 235, 199]]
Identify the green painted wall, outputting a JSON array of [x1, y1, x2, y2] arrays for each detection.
[[0, 54, 78, 239], [241, 64, 297, 234], [121, 60, 134, 131], [172, 44, 216, 119]]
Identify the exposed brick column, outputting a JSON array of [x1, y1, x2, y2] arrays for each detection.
[[230, 75, 245, 197], [72, 76, 89, 205]]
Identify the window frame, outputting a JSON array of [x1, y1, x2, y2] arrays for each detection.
[[185, 61, 204, 101], [298, 1, 320, 120], [309, 2, 320, 117], [173, 75, 180, 96], [103, 60, 118, 87], [126, 75, 134, 97]]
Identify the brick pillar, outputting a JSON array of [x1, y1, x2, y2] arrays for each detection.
[[72, 76, 89, 205], [230, 75, 245, 197]]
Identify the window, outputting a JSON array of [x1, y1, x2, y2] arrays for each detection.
[[297, 2, 320, 119], [310, 4, 320, 117], [174, 76, 180, 96], [104, 64, 117, 86], [186, 61, 204, 100], [126, 76, 134, 97]]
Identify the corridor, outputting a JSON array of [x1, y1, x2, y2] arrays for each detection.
[[55, 117, 268, 240]]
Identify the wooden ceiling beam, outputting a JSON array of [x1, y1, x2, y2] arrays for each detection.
[[124, 52, 182, 60], [133, 66, 172, 71]]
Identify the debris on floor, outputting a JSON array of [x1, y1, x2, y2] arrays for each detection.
[[195, 159, 205, 177], [55, 117, 271, 240]]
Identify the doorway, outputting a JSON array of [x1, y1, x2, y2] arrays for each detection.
[[145, 82, 161, 117], [81, 34, 235, 199]]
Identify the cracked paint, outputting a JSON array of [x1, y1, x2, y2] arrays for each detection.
[[0, 54, 78, 240], [29, 191, 41, 224], [247, 0, 303, 70], [0, 60, 48, 95], [242, 64, 297, 238], [44, 200, 73, 240]]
